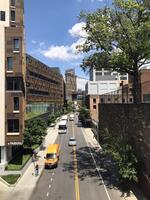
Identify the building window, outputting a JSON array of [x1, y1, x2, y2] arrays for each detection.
[[100, 98, 104, 103], [0, 11, 5, 21], [129, 98, 133, 102], [104, 71, 111, 76], [120, 76, 127, 80], [13, 38, 20, 51], [93, 98, 96, 103], [6, 77, 22, 91], [11, 10, 15, 21], [8, 119, 19, 132], [7, 57, 13, 71], [14, 97, 19, 111], [11, 0, 16, 6], [108, 98, 111, 102], [93, 105, 96, 109], [143, 94, 150, 103]]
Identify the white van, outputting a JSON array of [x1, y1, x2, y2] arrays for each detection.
[[61, 115, 68, 121], [69, 114, 74, 121], [58, 120, 67, 134]]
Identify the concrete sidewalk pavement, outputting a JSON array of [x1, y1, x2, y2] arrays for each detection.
[[0, 125, 59, 200]]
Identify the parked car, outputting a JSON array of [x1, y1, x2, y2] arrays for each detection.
[[68, 137, 76, 146]]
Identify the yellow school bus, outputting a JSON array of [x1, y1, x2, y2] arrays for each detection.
[[44, 144, 60, 169]]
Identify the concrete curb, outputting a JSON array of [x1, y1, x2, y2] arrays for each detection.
[[0, 175, 21, 188]]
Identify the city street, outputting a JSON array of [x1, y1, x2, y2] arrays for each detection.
[[29, 115, 125, 200]]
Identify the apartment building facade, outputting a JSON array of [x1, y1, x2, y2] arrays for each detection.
[[26, 54, 64, 113], [65, 69, 76, 101], [86, 68, 128, 124], [0, 0, 26, 169]]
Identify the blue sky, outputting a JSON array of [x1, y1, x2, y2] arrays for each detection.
[[24, 0, 112, 79]]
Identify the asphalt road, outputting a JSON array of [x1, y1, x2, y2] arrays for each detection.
[[30, 115, 124, 200]]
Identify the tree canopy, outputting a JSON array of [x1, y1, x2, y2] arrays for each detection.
[[78, 0, 150, 103], [24, 118, 47, 147]]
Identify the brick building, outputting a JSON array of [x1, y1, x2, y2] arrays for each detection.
[[0, 0, 26, 170], [26, 54, 64, 113], [65, 69, 76, 101]]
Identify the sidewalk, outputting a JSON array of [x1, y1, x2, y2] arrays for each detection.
[[0, 124, 59, 200], [82, 128, 147, 200]]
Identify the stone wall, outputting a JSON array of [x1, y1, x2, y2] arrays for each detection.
[[99, 103, 150, 176]]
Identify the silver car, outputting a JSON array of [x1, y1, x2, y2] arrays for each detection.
[[68, 137, 77, 146]]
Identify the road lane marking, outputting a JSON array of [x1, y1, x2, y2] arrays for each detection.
[[73, 146, 80, 200], [49, 184, 51, 188], [50, 178, 53, 182], [72, 121, 80, 200], [81, 128, 112, 200], [46, 192, 49, 197]]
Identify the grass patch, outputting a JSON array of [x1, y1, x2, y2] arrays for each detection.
[[31, 144, 39, 150], [1, 174, 20, 184], [6, 149, 32, 171], [25, 112, 43, 120]]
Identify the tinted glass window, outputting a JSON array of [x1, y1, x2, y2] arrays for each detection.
[[11, 0, 16, 6], [58, 125, 66, 130], [6, 77, 22, 91], [13, 38, 19, 51], [11, 10, 15, 21], [0, 11, 5, 21], [46, 153, 56, 159], [14, 97, 19, 110], [8, 119, 19, 132], [7, 57, 13, 71]]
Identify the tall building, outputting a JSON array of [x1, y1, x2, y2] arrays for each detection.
[[86, 68, 128, 125], [65, 69, 76, 101], [0, 0, 26, 170], [26, 54, 64, 113]]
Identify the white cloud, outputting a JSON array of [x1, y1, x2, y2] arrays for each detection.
[[68, 22, 88, 38], [41, 43, 82, 61], [31, 40, 37, 44], [39, 42, 45, 48], [39, 22, 88, 61]]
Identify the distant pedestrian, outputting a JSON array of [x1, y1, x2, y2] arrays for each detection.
[[35, 163, 39, 176]]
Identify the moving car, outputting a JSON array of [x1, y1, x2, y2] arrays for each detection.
[[44, 144, 60, 169], [68, 137, 76, 146], [58, 120, 67, 134]]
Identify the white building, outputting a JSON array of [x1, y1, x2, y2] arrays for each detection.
[[76, 76, 88, 91], [87, 68, 128, 95]]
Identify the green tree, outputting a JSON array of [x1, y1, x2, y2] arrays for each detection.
[[100, 129, 139, 183], [24, 118, 47, 147], [79, 0, 150, 103], [79, 107, 91, 123], [47, 114, 56, 126]]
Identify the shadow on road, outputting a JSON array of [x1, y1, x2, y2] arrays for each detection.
[[62, 146, 146, 200]]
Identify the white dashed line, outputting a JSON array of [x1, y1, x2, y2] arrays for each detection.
[[49, 184, 51, 188], [50, 178, 53, 182], [52, 172, 55, 176], [46, 192, 49, 197]]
